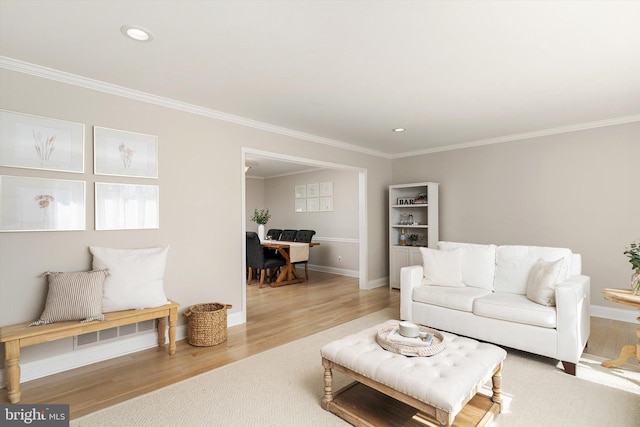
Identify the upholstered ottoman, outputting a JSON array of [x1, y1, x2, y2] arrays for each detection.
[[320, 320, 507, 426]]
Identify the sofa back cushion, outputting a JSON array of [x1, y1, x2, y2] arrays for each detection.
[[494, 245, 572, 294], [438, 241, 497, 290], [419, 247, 464, 287]]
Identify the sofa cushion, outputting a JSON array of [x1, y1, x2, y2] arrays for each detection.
[[494, 245, 572, 295], [413, 285, 492, 312], [438, 241, 497, 290], [473, 293, 557, 328], [526, 258, 564, 306], [419, 247, 464, 287]]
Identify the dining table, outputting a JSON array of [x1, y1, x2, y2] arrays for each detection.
[[261, 240, 319, 287]]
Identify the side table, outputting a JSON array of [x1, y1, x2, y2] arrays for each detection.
[[601, 288, 640, 368]]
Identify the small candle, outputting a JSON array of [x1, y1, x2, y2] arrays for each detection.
[[399, 321, 420, 338]]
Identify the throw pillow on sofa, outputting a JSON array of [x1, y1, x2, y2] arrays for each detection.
[[419, 247, 464, 287], [30, 270, 109, 326], [526, 258, 564, 306], [90, 246, 170, 312]]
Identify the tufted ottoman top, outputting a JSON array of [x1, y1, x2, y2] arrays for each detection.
[[321, 319, 507, 415]]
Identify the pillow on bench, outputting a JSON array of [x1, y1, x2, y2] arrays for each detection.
[[30, 270, 108, 326], [91, 246, 170, 312]]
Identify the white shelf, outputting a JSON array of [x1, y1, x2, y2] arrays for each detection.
[[389, 182, 439, 289]]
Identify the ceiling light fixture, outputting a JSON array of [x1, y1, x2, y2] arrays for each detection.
[[120, 25, 153, 42], [392, 128, 406, 133]]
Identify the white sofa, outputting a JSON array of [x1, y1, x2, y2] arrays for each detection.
[[400, 242, 590, 375]]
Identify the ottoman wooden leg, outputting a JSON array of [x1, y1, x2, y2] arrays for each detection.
[[321, 358, 334, 409], [491, 362, 503, 410]]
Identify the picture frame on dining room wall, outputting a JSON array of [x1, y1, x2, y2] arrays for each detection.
[[0, 110, 85, 173], [295, 199, 306, 213], [94, 126, 158, 178], [295, 184, 306, 198], [306, 183, 319, 198], [0, 175, 86, 232], [307, 198, 319, 212], [320, 197, 333, 212], [320, 181, 333, 196], [95, 182, 159, 230]]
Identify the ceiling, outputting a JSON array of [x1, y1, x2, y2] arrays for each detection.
[[1, 1, 639, 159]]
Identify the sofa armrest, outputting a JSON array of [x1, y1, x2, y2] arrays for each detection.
[[556, 274, 591, 364], [400, 265, 423, 321]]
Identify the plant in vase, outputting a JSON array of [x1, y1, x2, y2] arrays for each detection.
[[408, 234, 421, 246], [623, 239, 640, 295], [251, 208, 271, 241]]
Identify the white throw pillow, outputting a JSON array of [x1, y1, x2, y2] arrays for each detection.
[[438, 242, 497, 289], [420, 247, 464, 287], [90, 246, 170, 312], [526, 258, 564, 306]]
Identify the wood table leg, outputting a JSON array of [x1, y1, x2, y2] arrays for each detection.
[[602, 323, 640, 368], [5, 340, 21, 404], [321, 358, 334, 409]]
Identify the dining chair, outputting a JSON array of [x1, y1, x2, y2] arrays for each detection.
[[293, 229, 316, 280], [279, 229, 297, 241], [246, 232, 286, 288], [266, 228, 282, 240]]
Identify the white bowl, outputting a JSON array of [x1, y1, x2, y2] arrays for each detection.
[[398, 321, 420, 338]]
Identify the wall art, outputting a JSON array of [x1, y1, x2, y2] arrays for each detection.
[[320, 181, 333, 196], [307, 183, 319, 197], [307, 197, 319, 212], [295, 184, 306, 198], [295, 199, 306, 213], [320, 197, 334, 212], [0, 110, 85, 173], [94, 126, 158, 178], [95, 183, 159, 230], [0, 176, 86, 232]]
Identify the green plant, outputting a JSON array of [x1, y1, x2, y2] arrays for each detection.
[[408, 233, 420, 244], [624, 239, 640, 270], [251, 208, 271, 225]]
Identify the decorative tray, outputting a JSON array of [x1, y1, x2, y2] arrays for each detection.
[[376, 323, 445, 357]]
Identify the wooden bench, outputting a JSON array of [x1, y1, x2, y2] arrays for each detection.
[[0, 300, 179, 403]]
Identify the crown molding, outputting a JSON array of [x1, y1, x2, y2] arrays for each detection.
[[0, 56, 390, 159], [392, 113, 640, 159], [3, 56, 638, 160]]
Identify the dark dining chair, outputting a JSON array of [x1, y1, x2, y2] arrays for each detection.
[[266, 228, 282, 240], [246, 232, 286, 288], [293, 229, 316, 280], [279, 229, 297, 241]]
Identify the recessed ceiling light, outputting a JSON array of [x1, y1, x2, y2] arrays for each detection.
[[392, 128, 406, 132], [120, 25, 153, 42]]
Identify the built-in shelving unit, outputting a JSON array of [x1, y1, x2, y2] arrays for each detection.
[[388, 182, 439, 289]]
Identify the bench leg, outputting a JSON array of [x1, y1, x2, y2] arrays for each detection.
[[157, 317, 167, 347], [168, 306, 177, 355], [5, 340, 21, 404], [321, 358, 334, 409]]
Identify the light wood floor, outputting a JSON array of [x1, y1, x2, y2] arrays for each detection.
[[1, 270, 637, 420]]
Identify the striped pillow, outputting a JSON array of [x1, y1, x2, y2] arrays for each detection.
[[30, 270, 109, 326]]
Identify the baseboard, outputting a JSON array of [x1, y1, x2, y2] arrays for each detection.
[[362, 276, 389, 290], [590, 304, 638, 323], [307, 264, 359, 278], [0, 311, 245, 389]]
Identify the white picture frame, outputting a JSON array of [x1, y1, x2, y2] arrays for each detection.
[[307, 197, 319, 212], [320, 197, 334, 212], [95, 182, 159, 230], [0, 110, 85, 173], [320, 181, 333, 196], [94, 126, 158, 178], [295, 199, 306, 213], [0, 176, 86, 232], [295, 184, 306, 198], [307, 183, 319, 197]]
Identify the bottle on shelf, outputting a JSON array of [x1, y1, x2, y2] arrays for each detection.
[[399, 228, 406, 246]]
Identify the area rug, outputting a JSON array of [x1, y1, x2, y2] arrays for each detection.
[[72, 308, 639, 426]]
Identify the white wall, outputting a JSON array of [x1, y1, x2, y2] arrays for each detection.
[[0, 68, 393, 372], [391, 121, 640, 313]]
